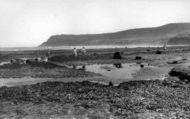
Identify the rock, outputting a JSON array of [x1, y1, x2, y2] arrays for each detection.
[[167, 61, 178, 64], [108, 81, 114, 87], [167, 57, 187, 64], [26, 59, 31, 64], [113, 52, 122, 59], [146, 49, 150, 52], [114, 63, 122, 68], [155, 50, 162, 54], [135, 56, 142, 60], [136, 61, 142, 64], [140, 64, 144, 68], [169, 63, 190, 81]]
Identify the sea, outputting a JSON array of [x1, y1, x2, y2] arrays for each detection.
[[0, 44, 188, 51]]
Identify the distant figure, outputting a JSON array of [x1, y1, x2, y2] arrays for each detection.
[[47, 49, 51, 57], [73, 48, 78, 57], [163, 42, 167, 51], [163, 40, 168, 51], [81, 46, 86, 55]]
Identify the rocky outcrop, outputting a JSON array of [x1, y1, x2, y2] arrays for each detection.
[[113, 52, 122, 59], [169, 63, 190, 81]]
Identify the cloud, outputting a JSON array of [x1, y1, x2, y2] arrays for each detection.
[[0, 0, 189, 47]]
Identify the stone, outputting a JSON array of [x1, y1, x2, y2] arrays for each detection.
[[135, 56, 142, 60], [113, 52, 122, 59], [169, 63, 190, 81], [155, 50, 162, 54]]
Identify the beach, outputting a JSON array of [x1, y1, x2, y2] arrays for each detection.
[[0, 46, 190, 118]]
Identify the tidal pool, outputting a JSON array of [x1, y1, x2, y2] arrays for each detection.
[[68, 63, 171, 84], [0, 62, 171, 87], [85, 63, 141, 79]]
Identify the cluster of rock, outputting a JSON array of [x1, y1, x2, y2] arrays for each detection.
[[169, 63, 190, 81], [1, 80, 190, 118]]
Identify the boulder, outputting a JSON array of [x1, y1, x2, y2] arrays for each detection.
[[108, 81, 114, 86], [140, 64, 144, 68], [155, 50, 162, 54], [113, 52, 122, 59], [169, 63, 190, 81], [114, 63, 122, 68], [167, 57, 187, 64], [135, 56, 142, 60]]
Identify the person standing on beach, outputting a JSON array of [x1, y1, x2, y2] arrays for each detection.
[[163, 40, 167, 51], [47, 49, 51, 57], [81, 46, 86, 55], [73, 48, 78, 57]]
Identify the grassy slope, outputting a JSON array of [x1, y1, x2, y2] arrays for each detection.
[[41, 23, 190, 46]]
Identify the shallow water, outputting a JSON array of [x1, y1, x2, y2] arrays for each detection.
[[0, 76, 108, 87], [0, 44, 187, 51], [67, 63, 170, 84], [0, 62, 171, 87], [86, 63, 141, 79], [0, 61, 10, 66]]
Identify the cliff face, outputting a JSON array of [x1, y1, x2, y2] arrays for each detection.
[[40, 23, 190, 47]]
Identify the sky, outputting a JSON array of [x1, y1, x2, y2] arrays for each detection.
[[0, 0, 190, 47]]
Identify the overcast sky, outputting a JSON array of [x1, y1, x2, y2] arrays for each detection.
[[0, 0, 190, 47]]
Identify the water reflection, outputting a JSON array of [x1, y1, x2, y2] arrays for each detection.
[[66, 63, 142, 80], [113, 63, 122, 68], [70, 63, 139, 79], [0, 61, 10, 66], [67, 63, 168, 83], [85, 63, 140, 80]]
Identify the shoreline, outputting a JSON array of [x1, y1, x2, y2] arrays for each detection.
[[0, 44, 189, 51]]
